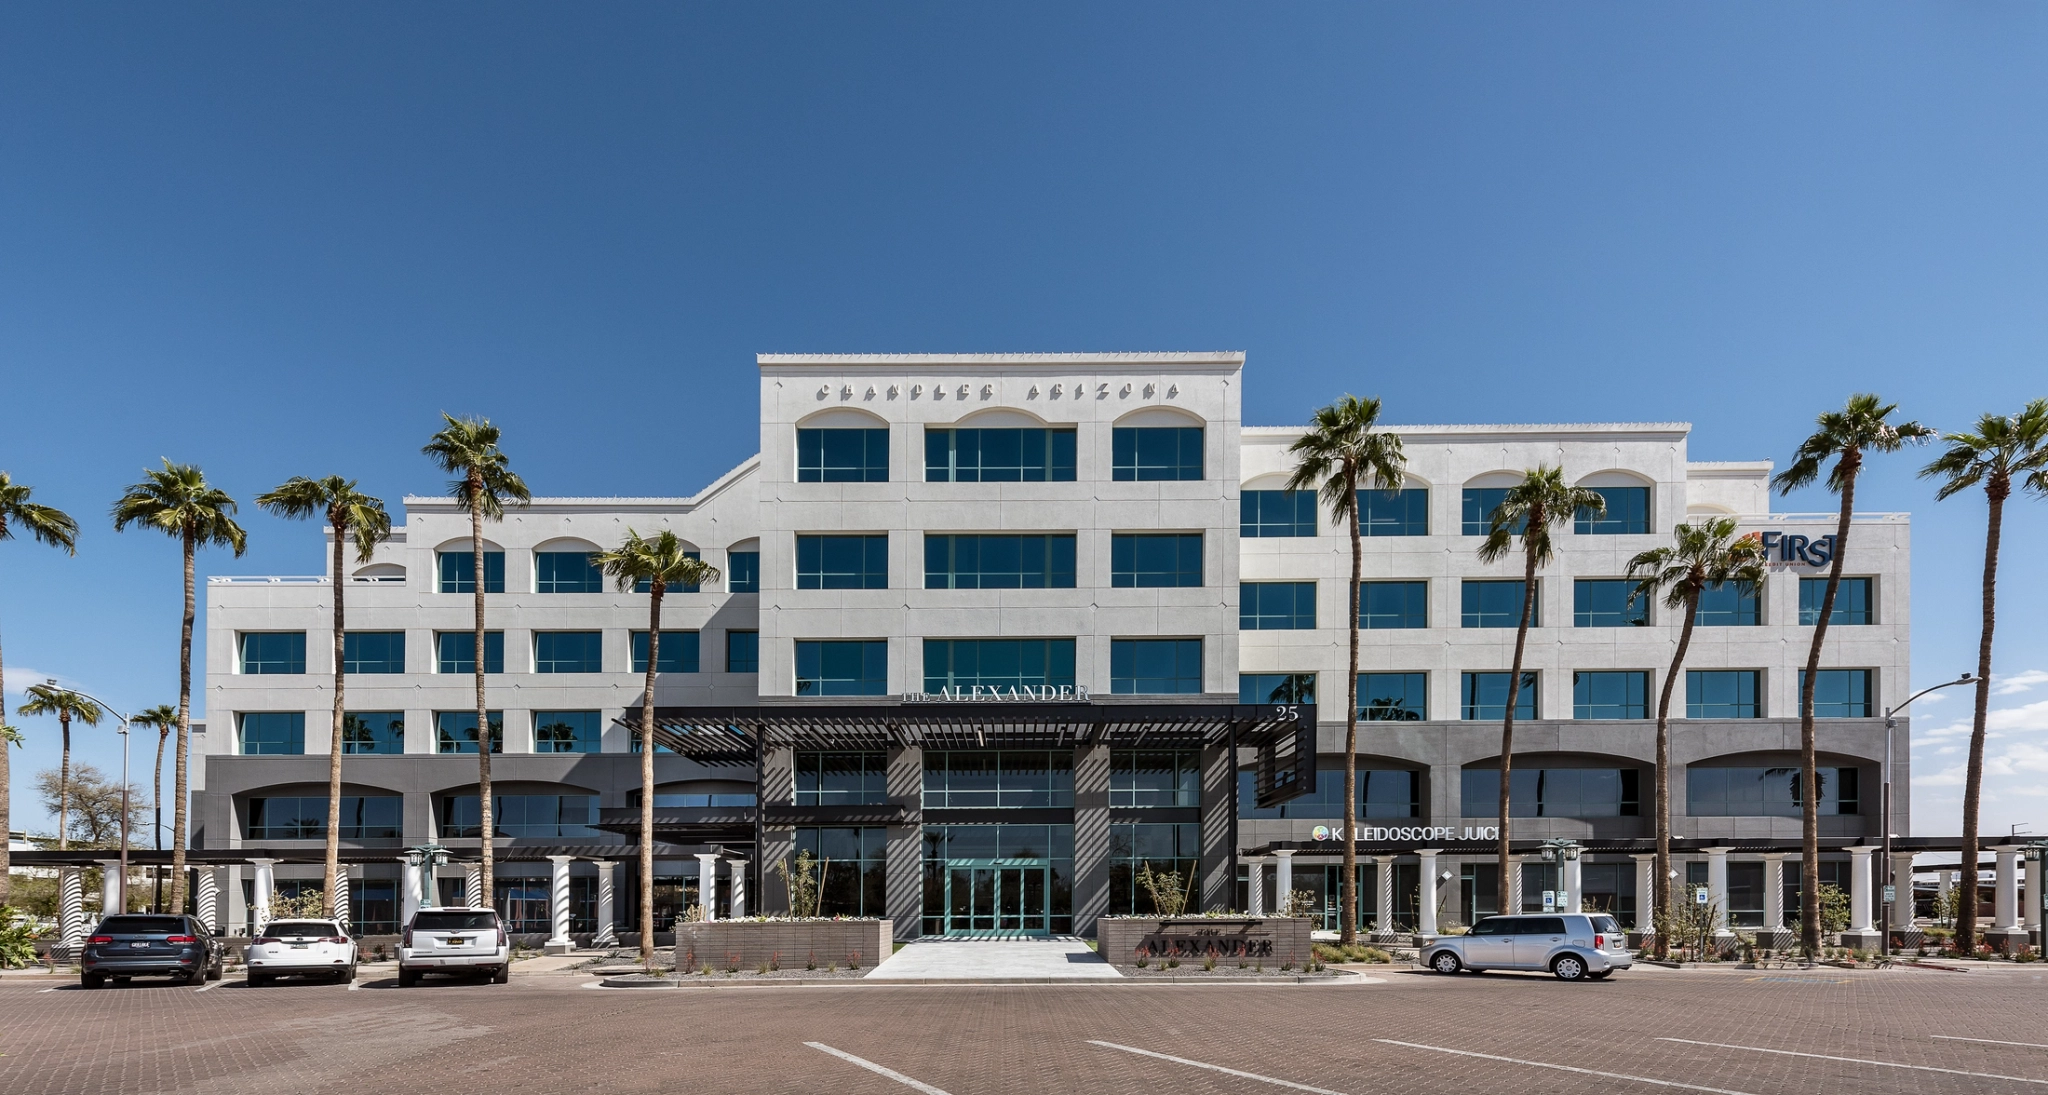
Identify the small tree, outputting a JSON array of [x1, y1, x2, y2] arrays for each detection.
[[1136, 864, 1188, 917], [267, 888, 328, 920], [775, 850, 828, 918]]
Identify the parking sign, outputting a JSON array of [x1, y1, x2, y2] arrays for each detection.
[[1694, 886, 1709, 905]]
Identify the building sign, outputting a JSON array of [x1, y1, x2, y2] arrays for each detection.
[[1309, 825, 1501, 842], [903, 685, 1092, 702], [1758, 531, 1838, 567]]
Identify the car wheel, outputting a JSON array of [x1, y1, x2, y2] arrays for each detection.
[[206, 961, 223, 982], [1429, 950, 1463, 975], [492, 964, 510, 985], [339, 966, 355, 983], [398, 969, 418, 988], [1552, 955, 1588, 982], [81, 973, 105, 990]]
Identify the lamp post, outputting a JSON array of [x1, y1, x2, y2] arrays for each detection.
[[59, 683, 132, 913], [1540, 839, 1581, 914], [2023, 841, 2048, 952], [1882, 672, 1978, 958], [404, 843, 452, 911]]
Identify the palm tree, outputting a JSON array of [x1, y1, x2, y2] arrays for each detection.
[[1476, 467, 1604, 896], [1917, 399, 2048, 956], [112, 460, 247, 912], [423, 416, 529, 904], [131, 705, 178, 911], [1626, 518, 1766, 954], [1772, 394, 1932, 954], [1284, 396, 1406, 945], [257, 476, 393, 920], [16, 685, 105, 850], [594, 529, 720, 966], [0, 473, 78, 903]]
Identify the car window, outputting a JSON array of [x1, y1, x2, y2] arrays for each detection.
[[412, 911, 497, 931], [97, 916, 185, 935], [1527, 917, 1567, 935], [1589, 915, 1621, 934], [264, 921, 337, 937], [1471, 918, 1511, 935]]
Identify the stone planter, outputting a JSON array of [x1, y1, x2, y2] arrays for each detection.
[[1097, 917, 1313, 968], [673, 919, 891, 972]]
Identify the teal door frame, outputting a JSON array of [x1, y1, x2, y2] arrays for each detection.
[[940, 857, 1051, 936]]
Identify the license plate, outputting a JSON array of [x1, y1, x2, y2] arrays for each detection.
[[130, 941, 150, 948], [446, 937, 468, 945], [290, 943, 309, 949]]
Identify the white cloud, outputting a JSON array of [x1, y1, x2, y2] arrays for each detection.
[[1995, 669, 2048, 696], [2, 667, 65, 700]]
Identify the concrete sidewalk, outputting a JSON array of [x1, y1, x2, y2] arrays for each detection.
[[865, 937, 1123, 980]]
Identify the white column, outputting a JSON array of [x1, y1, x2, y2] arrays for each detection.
[[399, 858, 422, 924], [1246, 858, 1267, 916], [1894, 854, 1918, 930], [226, 865, 248, 935], [1705, 848, 1731, 936], [592, 861, 618, 946], [695, 853, 720, 921], [1418, 850, 1441, 935], [1847, 846, 1876, 933], [728, 860, 748, 918], [1761, 853, 1788, 932], [59, 866, 85, 957], [1374, 855, 1395, 933], [1994, 846, 2021, 931], [1273, 851, 1295, 916], [197, 867, 222, 935], [1633, 854, 1657, 933], [2026, 856, 2042, 934], [546, 855, 575, 948], [463, 863, 483, 909], [1563, 854, 1584, 915], [98, 860, 121, 917], [1507, 856, 1526, 916], [332, 865, 351, 929], [251, 859, 277, 932]]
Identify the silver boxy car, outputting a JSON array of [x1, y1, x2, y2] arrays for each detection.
[[1421, 913, 1633, 981]]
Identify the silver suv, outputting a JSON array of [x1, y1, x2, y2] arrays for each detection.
[[1421, 913, 1632, 981]]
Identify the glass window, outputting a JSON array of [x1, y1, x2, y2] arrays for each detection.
[[435, 711, 504, 754], [1573, 671, 1649, 719], [796, 427, 889, 482], [237, 712, 304, 755], [435, 631, 504, 674], [1110, 533, 1202, 587], [1801, 669, 1874, 717], [632, 787, 757, 807], [1576, 486, 1650, 535], [436, 550, 504, 594], [534, 631, 603, 673], [1359, 580, 1427, 629], [342, 712, 404, 755], [924, 427, 1077, 482], [795, 640, 888, 696], [925, 534, 1076, 589], [1359, 487, 1429, 537], [727, 551, 761, 593], [1695, 582, 1760, 626], [246, 795, 401, 839], [633, 551, 702, 594], [1463, 579, 1538, 628], [1239, 673, 1316, 705], [1240, 490, 1317, 537], [796, 753, 889, 806], [921, 824, 1076, 935], [1241, 581, 1317, 630], [1358, 672, 1427, 721], [923, 752, 1075, 808], [631, 630, 700, 674], [1460, 672, 1538, 720], [1111, 638, 1203, 694], [1111, 750, 1201, 808], [1574, 579, 1647, 627], [1108, 822, 1200, 915], [1463, 768, 1639, 817], [726, 630, 759, 673], [1238, 768, 1420, 819], [1800, 577, 1873, 625], [440, 794, 599, 839], [1461, 488, 1527, 536], [534, 551, 603, 593], [923, 639, 1075, 694], [533, 710, 601, 754], [1686, 670, 1761, 718], [238, 632, 305, 675], [796, 534, 889, 589], [342, 631, 405, 673], [794, 827, 890, 916], [1687, 766, 1859, 816], [1112, 426, 1204, 481]]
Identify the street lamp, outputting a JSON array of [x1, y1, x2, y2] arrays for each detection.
[[1882, 672, 1978, 958], [2023, 841, 2048, 950], [404, 843, 452, 911], [1540, 839, 1581, 913], [57, 682, 133, 914]]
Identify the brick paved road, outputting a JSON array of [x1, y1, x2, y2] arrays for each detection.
[[4, 964, 2048, 1094]]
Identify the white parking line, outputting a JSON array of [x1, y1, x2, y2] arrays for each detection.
[[1087, 1041, 1348, 1094], [194, 982, 220, 993], [805, 1042, 954, 1095], [1935, 1035, 2048, 1050], [1657, 1038, 2048, 1085], [36, 987, 58, 993], [1378, 1040, 1758, 1095], [346, 980, 362, 991]]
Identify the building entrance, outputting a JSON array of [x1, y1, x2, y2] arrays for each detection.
[[940, 859, 1051, 935]]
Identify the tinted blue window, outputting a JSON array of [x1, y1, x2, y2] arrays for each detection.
[[797, 427, 889, 482], [925, 428, 1077, 481], [1462, 580, 1538, 628], [435, 631, 503, 674], [797, 753, 890, 806], [1461, 488, 1527, 536], [238, 712, 304, 755], [925, 534, 1076, 589], [239, 632, 305, 674], [534, 631, 603, 673], [247, 795, 401, 839], [631, 630, 699, 673], [1111, 750, 1202, 808], [796, 640, 888, 696], [1686, 670, 1760, 718], [1359, 488, 1429, 536], [1800, 577, 1872, 625], [727, 551, 761, 593], [1241, 582, 1317, 630], [1238, 769, 1420, 819], [1800, 669, 1873, 717], [533, 710, 602, 754], [1575, 580, 1647, 627], [1239, 673, 1316, 705], [437, 551, 505, 593], [1463, 768, 1639, 817], [1575, 487, 1650, 534], [1359, 581, 1427, 629], [1359, 672, 1427, 721], [633, 551, 701, 594], [342, 631, 405, 674], [1460, 672, 1538, 720], [1111, 533, 1202, 587], [1112, 427, 1203, 481], [535, 551, 603, 592], [440, 794, 597, 838], [435, 711, 504, 754], [1687, 766, 1858, 816], [1240, 490, 1317, 537], [1696, 582, 1760, 626], [1573, 671, 1649, 719], [726, 630, 759, 673], [922, 752, 1076, 809], [797, 534, 889, 589], [342, 712, 404, 755], [923, 639, 1076, 694], [1110, 638, 1202, 694]]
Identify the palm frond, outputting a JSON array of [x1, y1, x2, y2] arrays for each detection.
[[424, 414, 531, 520], [1283, 395, 1405, 526], [0, 473, 81, 554], [16, 684, 105, 725], [1775, 393, 1932, 497], [110, 459, 248, 556], [593, 528, 722, 594]]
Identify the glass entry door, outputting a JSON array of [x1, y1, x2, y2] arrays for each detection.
[[941, 859, 1050, 935]]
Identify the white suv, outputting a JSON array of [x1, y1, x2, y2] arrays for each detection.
[[398, 908, 510, 986], [246, 918, 358, 984]]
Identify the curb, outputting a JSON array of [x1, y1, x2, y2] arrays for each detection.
[[598, 972, 1360, 988]]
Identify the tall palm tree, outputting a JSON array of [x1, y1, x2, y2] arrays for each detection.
[[1284, 396, 1405, 945], [131, 704, 179, 911], [1772, 394, 1932, 954], [594, 529, 719, 966], [257, 476, 393, 919], [423, 416, 529, 904], [1476, 467, 1604, 896], [0, 472, 78, 903], [16, 685, 105, 850], [1626, 518, 1766, 954], [113, 460, 247, 912], [1917, 399, 2048, 956]]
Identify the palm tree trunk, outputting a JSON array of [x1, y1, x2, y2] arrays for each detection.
[[471, 484, 494, 908], [1798, 455, 1858, 954], [172, 527, 194, 913], [0, 624, 10, 905], [1341, 469, 1361, 945], [640, 587, 662, 967], [1957, 479, 2006, 956], [59, 712, 71, 851], [1653, 592, 1701, 957], [1498, 539, 1539, 903], [324, 514, 347, 919], [153, 730, 166, 912]]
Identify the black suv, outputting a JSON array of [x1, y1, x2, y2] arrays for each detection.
[[80, 914, 224, 988]]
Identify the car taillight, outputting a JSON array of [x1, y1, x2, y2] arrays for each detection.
[[254, 937, 280, 945], [165, 935, 197, 944], [88, 935, 113, 945], [325, 937, 349, 944], [402, 927, 413, 947], [1595, 933, 1612, 949], [496, 925, 507, 947]]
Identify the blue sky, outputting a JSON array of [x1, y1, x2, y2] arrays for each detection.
[[4, 4, 2047, 839]]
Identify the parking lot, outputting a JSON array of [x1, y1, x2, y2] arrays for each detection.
[[3, 962, 2047, 1094]]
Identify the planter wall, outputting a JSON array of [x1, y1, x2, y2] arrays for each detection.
[[1098, 917, 1313, 968], [674, 920, 892, 971]]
